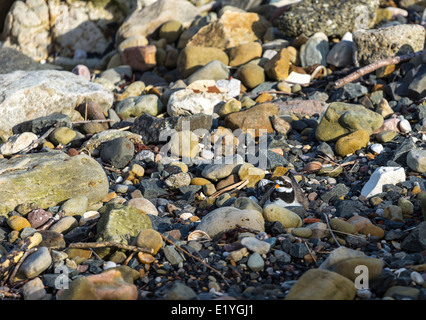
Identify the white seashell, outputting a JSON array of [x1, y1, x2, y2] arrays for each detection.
[[79, 211, 100, 226], [103, 261, 117, 270], [386, 7, 408, 17], [188, 230, 211, 242], [179, 212, 193, 220]]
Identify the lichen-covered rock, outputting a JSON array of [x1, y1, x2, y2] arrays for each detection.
[[276, 0, 379, 38], [285, 269, 357, 300], [0, 153, 109, 216], [315, 102, 383, 143], [96, 203, 152, 258]]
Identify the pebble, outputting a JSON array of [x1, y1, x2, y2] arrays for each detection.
[[27, 209, 53, 228], [22, 277, 47, 300], [0, 0, 425, 302], [49, 216, 78, 234], [16, 247, 52, 280], [241, 236, 271, 255], [247, 252, 264, 272]]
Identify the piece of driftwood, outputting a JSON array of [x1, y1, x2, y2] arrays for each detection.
[[333, 50, 424, 89]]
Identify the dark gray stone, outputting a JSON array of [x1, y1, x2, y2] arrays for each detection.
[[266, 150, 288, 170], [407, 65, 426, 100], [12, 113, 72, 135], [289, 242, 310, 258], [331, 83, 368, 101], [131, 113, 212, 145], [392, 137, 416, 166], [139, 178, 168, 199], [100, 137, 135, 169], [401, 222, 426, 252], [334, 199, 369, 219], [320, 183, 350, 203]]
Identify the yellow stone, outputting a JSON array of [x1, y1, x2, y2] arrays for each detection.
[[271, 166, 288, 181], [130, 163, 145, 178], [138, 252, 155, 264], [412, 186, 421, 195], [264, 47, 292, 81], [7, 215, 31, 231], [135, 229, 163, 255], [238, 163, 265, 188], [103, 192, 117, 202], [255, 93, 274, 103], [335, 130, 370, 157], [191, 177, 211, 186]]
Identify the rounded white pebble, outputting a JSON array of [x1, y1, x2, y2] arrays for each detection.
[[398, 119, 412, 133], [410, 271, 424, 285], [370, 143, 384, 154]]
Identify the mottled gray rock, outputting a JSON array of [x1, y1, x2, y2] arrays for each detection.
[[277, 0, 379, 38], [353, 24, 425, 66]]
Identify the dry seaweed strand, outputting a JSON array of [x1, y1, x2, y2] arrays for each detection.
[[333, 50, 424, 89], [68, 241, 155, 254]]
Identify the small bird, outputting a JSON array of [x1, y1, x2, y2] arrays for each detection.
[[259, 173, 309, 211]]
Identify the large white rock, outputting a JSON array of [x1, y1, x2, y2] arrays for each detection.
[[167, 88, 227, 117], [0, 70, 113, 142], [360, 167, 406, 198], [196, 207, 265, 238]]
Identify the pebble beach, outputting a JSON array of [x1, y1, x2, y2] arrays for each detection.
[[0, 0, 425, 302]]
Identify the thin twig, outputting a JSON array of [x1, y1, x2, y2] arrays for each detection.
[[302, 240, 317, 263], [322, 213, 341, 247], [18, 125, 58, 154], [72, 119, 114, 125], [68, 242, 154, 254], [333, 50, 424, 89], [160, 234, 230, 287]]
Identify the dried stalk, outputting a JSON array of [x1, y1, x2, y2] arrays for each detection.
[[0, 289, 21, 300], [322, 213, 341, 247], [210, 180, 248, 198], [68, 242, 154, 255], [72, 119, 114, 125], [303, 240, 317, 263], [333, 50, 424, 89], [160, 234, 230, 287]]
